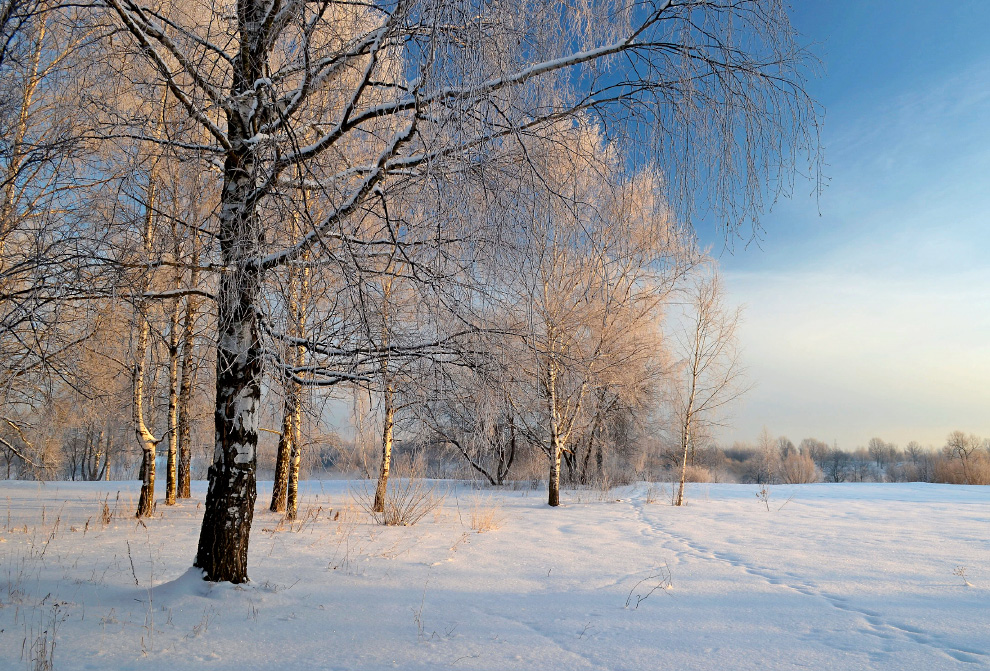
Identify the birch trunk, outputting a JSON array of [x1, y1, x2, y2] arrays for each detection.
[[134, 307, 157, 517], [285, 266, 307, 519], [548, 433, 562, 507], [92, 432, 103, 480], [675, 418, 691, 507], [104, 434, 112, 481], [285, 387, 303, 519], [277, 253, 308, 519], [165, 291, 181, 505], [134, 178, 159, 518], [372, 275, 395, 514], [373, 385, 395, 513], [675, 301, 703, 507], [194, 146, 262, 583], [547, 359, 562, 507], [192, 0, 271, 578], [271, 261, 298, 513], [270, 396, 292, 513], [176, 243, 199, 499]]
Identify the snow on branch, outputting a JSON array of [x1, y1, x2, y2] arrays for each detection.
[[254, 117, 418, 271], [103, 0, 230, 150]]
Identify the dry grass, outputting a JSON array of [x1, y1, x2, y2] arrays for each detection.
[[590, 475, 617, 501], [360, 477, 446, 526], [326, 503, 366, 572], [468, 496, 504, 533], [643, 484, 668, 505], [26, 601, 65, 671]]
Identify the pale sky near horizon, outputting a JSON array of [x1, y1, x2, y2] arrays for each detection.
[[706, 2, 990, 450]]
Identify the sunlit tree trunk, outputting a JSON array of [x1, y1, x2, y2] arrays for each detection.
[[675, 337, 699, 507], [276, 252, 308, 519], [270, 395, 292, 513], [134, 178, 159, 518], [372, 275, 396, 514], [285, 380, 304, 520], [103, 433, 112, 481], [176, 243, 199, 499], [285, 268, 307, 519], [548, 436, 562, 507], [165, 273, 182, 505], [372, 384, 395, 513], [134, 310, 158, 516], [675, 418, 692, 507], [546, 357, 562, 507], [675, 287, 703, 507], [270, 265, 297, 513]]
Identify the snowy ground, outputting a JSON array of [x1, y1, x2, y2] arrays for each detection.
[[0, 480, 987, 670]]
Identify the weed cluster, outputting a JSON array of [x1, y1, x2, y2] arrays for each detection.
[[360, 478, 446, 526], [468, 496, 503, 533]]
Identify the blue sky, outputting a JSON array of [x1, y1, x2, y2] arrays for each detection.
[[707, 1, 990, 449]]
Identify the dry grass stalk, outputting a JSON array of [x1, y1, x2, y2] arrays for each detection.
[[360, 476, 446, 526], [469, 496, 503, 533]]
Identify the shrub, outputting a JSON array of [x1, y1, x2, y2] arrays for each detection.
[[934, 453, 990, 485], [780, 453, 818, 484], [682, 464, 712, 483], [360, 477, 446, 526]]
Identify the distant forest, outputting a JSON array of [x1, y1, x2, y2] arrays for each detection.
[[8, 416, 987, 488]]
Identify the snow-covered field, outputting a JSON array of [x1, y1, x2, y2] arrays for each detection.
[[0, 480, 986, 670]]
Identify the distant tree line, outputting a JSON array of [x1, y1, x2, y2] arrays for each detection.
[[6, 409, 988, 489], [668, 429, 990, 486]]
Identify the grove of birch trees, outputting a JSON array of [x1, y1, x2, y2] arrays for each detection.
[[0, 0, 819, 582]]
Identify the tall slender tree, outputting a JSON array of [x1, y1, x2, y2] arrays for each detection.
[[176, 236, 200, 499], [271, 249, 309, 518], [487, 125, 695, 506], [132, 174, 161, 518], [671, 272, 745, 507]]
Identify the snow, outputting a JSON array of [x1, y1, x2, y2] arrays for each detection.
[[1, 480, 987, 670]]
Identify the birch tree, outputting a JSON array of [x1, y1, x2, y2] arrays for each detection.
[[176, 233, 202, 499], [132, 172, 162, 518], [672, 272, 744, 507], [0, 3, 107, 457], [369, 271, 402, 514], [349, 235, 438, 513], [486, 125, 694, 506], [270, 248, 309, 517], [98, 0, 818, 581]]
